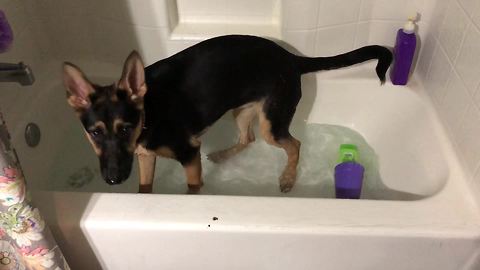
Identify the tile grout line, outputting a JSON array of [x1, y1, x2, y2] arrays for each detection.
[[434, 27, 477, 104], [438, 20, 477, 149], [313, 0, 322, 55], [427, 35, 473, 168], [431, 91, 474, 181], [422, 38, 439, 101], [452, 21, 471, 67], [456, 0, 480, 31], [448, 19, 473, 145], [283, 18, 410, 32], [474, 162, 480, 183], [414, 38, 467, 177], [353, 0, 364, 48], [432, 35, 452, 104], [474, 84, 480, 112]]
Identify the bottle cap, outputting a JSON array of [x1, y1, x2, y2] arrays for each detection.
[[403, 12, 418, 34], [337, 144, 359, 163]]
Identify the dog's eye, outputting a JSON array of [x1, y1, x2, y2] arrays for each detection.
[[118, 126, 132, 137], [89, 128, 103, 138]]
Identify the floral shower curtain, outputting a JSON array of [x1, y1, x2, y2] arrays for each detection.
[[0, 7, 70, 270], [0, 111, 70, 270]]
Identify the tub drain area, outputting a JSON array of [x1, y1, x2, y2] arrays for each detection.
[[25, 123, 41, 147]]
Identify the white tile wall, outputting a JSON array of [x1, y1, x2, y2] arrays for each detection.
[[437, 0, 470, 62], [359, 0, 429, 21], [282, 0, 319, 30], [177, 0, 227, 23], [458, 0, 480, 28], [457, 104, 480, 174], [440, 72, 471, 138], [315, 24, 356, 55], [424, 44, 452, 103], [454, 24, 480, 95], [364, 21, 403, 46], [353, 22, 370, 48], [417, 32, 436, 78], [9, 0, 438, 66], [430, 0, 449, 37], [282, 30, 316, 56], [281, 0, 435, 59], [419, 0, 480, 188], [176, 0, 279, 24], [317, 0, 361, 27], [475, 166, 480, 186], [475, 86, 480, 106]]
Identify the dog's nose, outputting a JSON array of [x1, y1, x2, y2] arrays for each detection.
[[106, 177, 120, 185], [103, 167, 122, 185]]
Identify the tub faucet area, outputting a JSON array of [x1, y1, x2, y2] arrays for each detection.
[[0, 62, 34, 85]]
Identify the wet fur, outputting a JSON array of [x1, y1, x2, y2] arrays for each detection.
[[64, 35, 392, 193]]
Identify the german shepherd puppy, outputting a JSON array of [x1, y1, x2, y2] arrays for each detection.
[[63, 35, 392, 194]]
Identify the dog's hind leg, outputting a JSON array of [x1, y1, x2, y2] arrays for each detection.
[[259, 113, 301, 193], [207, 103, 258, 163], [183, 150, 204, 194], [259, 78, 302, 193]]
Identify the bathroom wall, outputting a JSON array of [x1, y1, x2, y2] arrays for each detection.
[[281, 0, 435, 57], [3, 0, 479, 192], [176, 0, 280, 24], [23, 0, 174, 66], [0, 0, 440, 68], [417, 0, 480, 193], [20, 0, 438, 65], [0, 0, 50, 70], [0, 0, 51, 131]]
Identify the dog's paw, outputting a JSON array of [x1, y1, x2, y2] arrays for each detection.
[[187, 183, 203, 194], [279, 170, 296, 193], [138, 184, 153, 194], [280, 182, 294, 193], [207, 151, 228, 163]]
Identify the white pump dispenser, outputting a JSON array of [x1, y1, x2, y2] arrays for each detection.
[[403, 13, 417, 34]]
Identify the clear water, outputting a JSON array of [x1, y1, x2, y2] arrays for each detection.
[[43, 117, 419, 199]]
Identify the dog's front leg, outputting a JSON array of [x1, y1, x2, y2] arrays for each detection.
[[137, 153, 156, 193], [183, 151, 203, 194]]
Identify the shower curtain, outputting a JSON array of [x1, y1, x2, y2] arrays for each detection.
[[0, 111, 70, 270]]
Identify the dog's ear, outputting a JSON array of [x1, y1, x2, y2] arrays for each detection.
[[119, 50, 146, 100], [63, 62, 94, 110]]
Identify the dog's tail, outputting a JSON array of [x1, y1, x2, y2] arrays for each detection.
[[295, 45, 393, 84]]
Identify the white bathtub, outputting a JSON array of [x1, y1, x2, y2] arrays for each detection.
[[3, 61, 480, 269]]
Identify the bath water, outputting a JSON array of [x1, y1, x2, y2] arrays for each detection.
[[45, 118, 397, 199]]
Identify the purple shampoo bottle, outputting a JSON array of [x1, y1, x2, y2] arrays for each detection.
[[391, 16, 417, 85], [0, 10, 13, 53]]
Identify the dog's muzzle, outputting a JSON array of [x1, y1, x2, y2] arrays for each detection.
[[102, 166, 129, 185], [100, 151, 133, 185]]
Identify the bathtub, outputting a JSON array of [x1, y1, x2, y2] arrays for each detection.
[[3, 60, 480, 270]]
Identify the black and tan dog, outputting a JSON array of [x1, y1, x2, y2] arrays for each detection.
[[63, 35, 392, 194]]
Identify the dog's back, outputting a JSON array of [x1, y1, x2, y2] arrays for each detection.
[[141, 35, 391, 144], [143, 36, 296, 136]]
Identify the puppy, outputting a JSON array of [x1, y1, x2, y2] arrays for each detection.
[[63, 35, 392, 194]]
